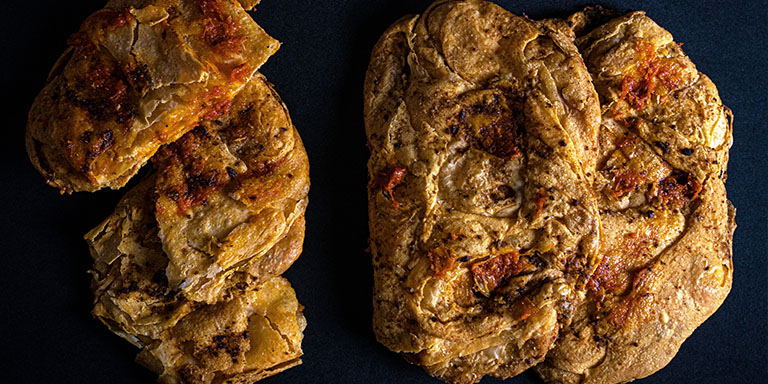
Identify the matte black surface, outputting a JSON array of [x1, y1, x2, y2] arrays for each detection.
[[1, 1, 766, 383]]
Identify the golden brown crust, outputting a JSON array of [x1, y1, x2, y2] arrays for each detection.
[[86, 74, 308, 383], [26, 0, 279, 193], [536, 11, 734, 384], [152, 74, 309, 303], [86, 177, 305, 384], [365, 1, 602, 383]]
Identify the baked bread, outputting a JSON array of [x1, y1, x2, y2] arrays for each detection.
[[364, 1, 603, 382], [86, 74, 308, 382], [87, 178, 305, 384], [27, 0, 279, 193], [535, 10, 734, 384], [151, 74, 309, 304]]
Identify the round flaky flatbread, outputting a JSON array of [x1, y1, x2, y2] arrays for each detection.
[[536, 10, 734, 384], [365, 1, 603, 382], [27, 0, 279, 192]]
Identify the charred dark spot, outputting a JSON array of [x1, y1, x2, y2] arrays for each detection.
[[653, 141, 670, 154], [80, 131, 92, 144], [101, 130, 114, 148], [191, 125, 211, 138], [209, 332, 246, 359], [489, 185, 514, 202], [523, 358, 535, 365], [117, 281, 139, 294], [526, 253, 548, 269], [150, 269, 167, 285], [649, 170, 701, 209], [186, 171, 220, 193], [166, 6, 178, 19]]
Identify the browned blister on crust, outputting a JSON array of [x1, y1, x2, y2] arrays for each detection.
[[86, 74, 308, 383], [536, 10, 734, 384], [27, 0, 279, 193], [364, 1, 603, 383]]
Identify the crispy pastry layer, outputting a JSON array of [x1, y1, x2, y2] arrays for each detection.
[[152, 74, 309, 303], [365, 1, 603, 383], [86, 74, 308, 383], [535, 10, 734, 384], [27, 0, 279, 192]]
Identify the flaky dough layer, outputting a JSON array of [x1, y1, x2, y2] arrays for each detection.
[[365, 1, 603, 383]]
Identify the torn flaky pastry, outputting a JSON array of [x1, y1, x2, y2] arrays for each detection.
[[85, 73, 308, 382], [27, 0, 279, 193], [87, 177, 304, 384], [151, 74, 309, 304]]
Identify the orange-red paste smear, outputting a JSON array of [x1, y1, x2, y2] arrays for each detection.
[[647, 172, 702, 209], [471, 251, 527, 295], [428, 246, 456, 278], [619, 40, 683, 110], [373, 166, 406, 209], [199, 0, 246, 57]]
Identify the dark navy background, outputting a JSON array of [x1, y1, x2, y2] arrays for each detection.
[[1, 1, 765, 383]]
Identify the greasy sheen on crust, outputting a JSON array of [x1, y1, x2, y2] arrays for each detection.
[[87, 180, 305, 384], [535, 10, 734, 384], [26, 0, 279, 193], [365, 1, 602, 383], [85, 73, 309, 383]]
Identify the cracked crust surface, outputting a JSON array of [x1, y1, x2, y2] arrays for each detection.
[[86, 73, 308, 383], [535, 10, 734, 384], [26, 0, 279, 193], [364, 1, 602, 383]]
